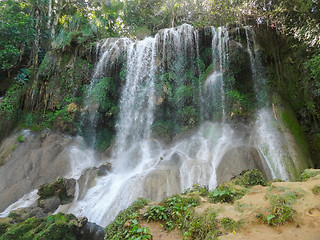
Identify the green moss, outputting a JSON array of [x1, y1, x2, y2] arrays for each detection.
[[0, 213, 77, 240], [0, 144, 16, 166], [7, 212, 19, 221], [37, 178, 72, 203], [0, 223, 9, 237], [281, 111, 307, 153]]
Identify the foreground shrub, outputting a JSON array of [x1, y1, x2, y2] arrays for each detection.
[[220, 217, 244, 232], [104, 198, 149, 240], [208, 186, 246, 203], [143, 205, 167, 222], [257, 193, 295, 226], [236, 169, 267, 187]]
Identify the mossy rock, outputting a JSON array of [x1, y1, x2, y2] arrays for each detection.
[[0, 213, 78, 240], [7, 207, 46, 223], [300, 169, 320, 181], [37, 178, 76, 204]]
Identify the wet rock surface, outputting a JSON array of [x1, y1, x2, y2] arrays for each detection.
[[38, 196, 61, 213], [0, 130, 75, 212], [216, 146, 272, 184]]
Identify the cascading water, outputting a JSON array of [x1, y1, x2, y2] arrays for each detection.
[[244, 26, 267, 104], [81, 38, 132, 147], [244, 26, 289, 181], [112, 37, 157, 170], [201, 26, 229, 121]]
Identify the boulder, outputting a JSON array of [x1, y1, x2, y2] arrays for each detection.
[[0, 130, 75, 212], [8, 207, 46, 223], [38, 196, 61, 213], [97, 162, 111, 176], [216, 146, 272, 185], [142, 152, 183, 202], [37, 177, 76, 204], [77, 219, 105, 240]]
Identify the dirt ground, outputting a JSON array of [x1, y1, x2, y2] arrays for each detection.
[[140, 174, 320, 240]]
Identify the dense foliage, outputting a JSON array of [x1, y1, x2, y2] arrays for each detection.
[[0, 0, 35, 71]]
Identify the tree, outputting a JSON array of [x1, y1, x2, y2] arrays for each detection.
[[0, 0, 35, 72]]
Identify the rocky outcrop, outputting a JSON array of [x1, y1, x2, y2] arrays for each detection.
[[97, 162, 112, 176], [38, 196, 61, 213], [77, 217, 105, 240], [37, 177, 76, 213], [216, 146, 272, 184], [38, 177, 76, 202], [142, 152, 183, 202], [7, 207, 46, 223], [1, 212, 105, 240], [0, 130, 75, 212]]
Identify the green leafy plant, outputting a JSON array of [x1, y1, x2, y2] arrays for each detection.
[[180, 209, 220, 240], [183, 184, 209, 196], [104, 198, 149, 240], [14, 68, 30, 85], [257, 194, 295, 226], [163, 195, 200, 219], [16, 134, 26, 143], [300, 169, 320, 181], [208, 186, 245, 203], [124, 217, 152, 240], [163, 220, 175, 231], [144, 205, 167, 222]]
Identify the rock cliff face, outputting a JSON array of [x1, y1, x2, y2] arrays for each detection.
[[0, 130, 75, 212]]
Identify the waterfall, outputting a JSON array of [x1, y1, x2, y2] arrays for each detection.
[[81, 38, 132, 147], [201, 26, 229, 121], [112, 37, 158, 171], [244, 26, 267, 104], [59, 33, 161, 226], [158, 24, 200, 111], [245, 26, 289, 180]]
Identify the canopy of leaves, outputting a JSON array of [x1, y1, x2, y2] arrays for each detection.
[[0, 0, 35, 71]]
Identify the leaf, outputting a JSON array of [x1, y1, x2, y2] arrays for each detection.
[[267, 214, 275, 223]]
